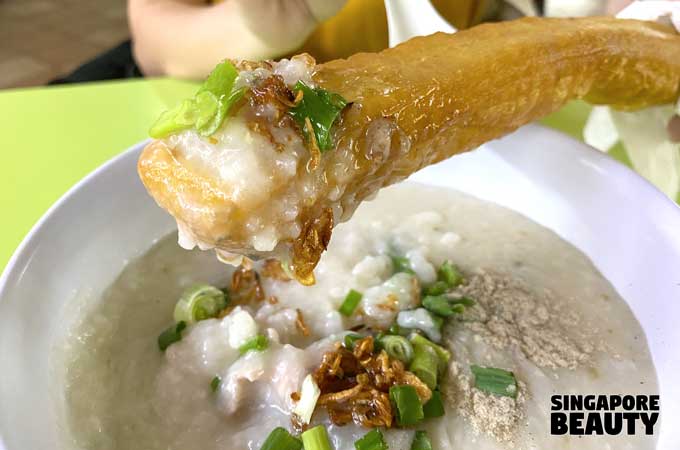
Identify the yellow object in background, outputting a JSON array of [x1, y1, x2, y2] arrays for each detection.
[[297, 0, 496, 62], [297, 0, 388, 61]]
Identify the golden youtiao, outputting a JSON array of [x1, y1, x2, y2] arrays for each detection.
[[138, 17, 680, 283]]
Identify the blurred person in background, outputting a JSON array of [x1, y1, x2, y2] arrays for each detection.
[[127, 0, 540, 78], [55, 0, 633, 83], [129, 0, 635, 79]]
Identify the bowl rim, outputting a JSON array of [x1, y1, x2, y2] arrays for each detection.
[[0, 138, 151, 294]]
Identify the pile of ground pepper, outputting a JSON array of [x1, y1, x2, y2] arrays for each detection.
[[442, 269, 599, 443]]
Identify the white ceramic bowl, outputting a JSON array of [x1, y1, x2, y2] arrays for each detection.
[[1, 125, 679, 450]]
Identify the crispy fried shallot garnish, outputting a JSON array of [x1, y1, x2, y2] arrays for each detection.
[[296, 309, 311, 337], [231, 265, 265, 304], [245, 74, 299, 151], [310, 336, 432, 428], [376, 293, 399, 312], [261, 258, 292, 282], [293, 89, 304, 105], [292, 208, 334, 286], [304, 116, 322, 171], [249, 75, 297, 120], [234, 60, 273, 72]]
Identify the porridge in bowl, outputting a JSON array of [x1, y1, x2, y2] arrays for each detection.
[[56, 183, 658, 450]]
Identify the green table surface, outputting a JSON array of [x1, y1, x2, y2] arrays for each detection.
[[0, 79, 611, 271]]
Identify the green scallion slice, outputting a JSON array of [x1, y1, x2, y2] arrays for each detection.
[[409, 334, 451, 372], [288, 81, 347, 152], [391, 255, 415, 275], [373, 332, 386, 352], [453, 297, 475, 307], [431, 314, 444, 333], [158, 321, 187, 351], [437, 261, 463, 288], [149, 60, 242, 138], [378, 335, 414, 364], [422, 295, 473, 317], [422, 295, 462, 317], [198, 59, 239, 98], [409, 343, 439, 390], [239, 334, 269, 355], [173, 284, 228, 324], [210, 376, 221, 392], [410, 431, 432, 450], [344, 333, 362, 350], [197, 87, 246, 136], [354, 429, 388, 450], [388, 323, 409, 336], [423, 281, 448, 296], [301, 425, 332, 450], [148, 99, 200, 138], [390, 385, 424, 426], [339, 289, 363, 317], [423, 390, 445, 418], [292, 374, 320, 425], [193, 90, 220, 130], [260, 427, 303, 450], [471, 365, 518, 398]]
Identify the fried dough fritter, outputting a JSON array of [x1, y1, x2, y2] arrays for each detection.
[[139, 17, 680, 283]]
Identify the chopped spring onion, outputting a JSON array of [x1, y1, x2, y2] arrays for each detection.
[[409, 334, 451, 372], [422, 295, 473, 317], [423, 281, 448, 296], [374, 332, 385, 352], [149, 99, 199, 138], [339, 289, 363, 316], [190, 60, 244, 137], [410, 431, 432, 450], [193, 90, 219, 130], [391, 255, 415, 275], [437, 261, 463, 288], [388, 323, 410, 336], [409, 343, 439, 390], [422, 295, 463, 317], [260, 427, 303, 450], [354, 429, 388, 450], [173, 284, 228, 324], [239, 334, 269, 355], [389, 385, 424, 426], [301, 425, 333, 450], [471, 365, 518, 398], [210, 376, 221, 392], [344, 333, 362, 349], [431, 314, 444, 333], [197, 87, 245, 136], [423, 390, 445, 418], [198, 58, 240, 98], [378, 335, 414, 364], [158, 321, 187, 351], [149, 60, 242, 138], [454, 297, 475, 307], [288, 81, 348, 152], [292, 374, 320, 425]]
